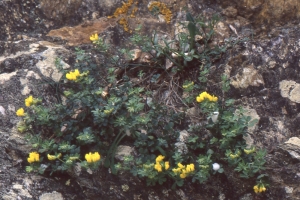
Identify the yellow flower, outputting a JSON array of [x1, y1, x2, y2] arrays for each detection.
[[177, 163, 185, 169], [253, 185, 259, 193], [66, 73, 76, 80], [47, 153, 62, 161], [85, 152, 101, 163], [172, 168, 181, 174], [25, 95, 33, 107], [180, 173, 187, 179], [16, 108, 25, 116], [186, 163, 195, 172], [74, 69, 80, 76], [229, 151, 241, 159], [165, 161, 169, 170], [196, 91, 218, 103], [69, 156, 79, 161], [47, 154, 57, 161], [154, 162, 162, 172], [27, 152, 39, 163], [155, 155, 165, 163], [230, 154, 236, 159], [253, 185, 266, 193], [104, 108, 114, 114], [183, 81, 194, 89], [244, 147, 256, 154], [90, 33, 98, 42], [66, 69, 81, 81]]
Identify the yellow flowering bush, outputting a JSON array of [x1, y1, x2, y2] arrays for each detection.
[[21, 13, 267, 193], [27, 152, 39, 163], [16, 108, 25, 116]]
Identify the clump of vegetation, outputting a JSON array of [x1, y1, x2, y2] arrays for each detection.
[[17, 8, 268, 194]]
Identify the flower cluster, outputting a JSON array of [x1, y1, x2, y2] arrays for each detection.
[[16, 108, 25, 117], [104, 108, 114, 114], [27, 152, 40, 163], [154, 155, 169, 172], [90, 33, 99, 42], [230, 151, 241, 159], [182, 81, 194, 89], [66, 69, 80, 81], [85, 152, 101, 163], [148, 1, 172, 23], [16, 95, 39, 117], [196, 92, 218, 103], [172, 163, 195, 178], [253, 184, 266, 193], [47, 153, 62, 161], [244, 147, 256, 155], [25, 95, 34, 107]]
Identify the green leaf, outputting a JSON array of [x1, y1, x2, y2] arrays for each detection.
[[186, 12, 195, 23], [218, 168, 224, 173], [248, 119, 259, 127], [207, 149, 214, 155]]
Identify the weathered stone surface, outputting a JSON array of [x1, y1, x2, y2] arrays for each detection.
[[39, 191, 64, 200], [115, 145, 134, 160], [35, 43, 70, 82], [279, 80, 300, 103], [285, 137, 300, 147], [2, 0, 300, 199], [47, 18, 118, 46], [230, 65, 264, 89], [39, 0, 82, 20], [218, 0, 300, 32]]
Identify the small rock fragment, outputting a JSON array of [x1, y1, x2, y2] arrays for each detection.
[[39, 191, 63, 200], [279, 80, 300, 103]]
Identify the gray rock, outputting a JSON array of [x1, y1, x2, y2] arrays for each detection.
[[115, 145, 134, 160], [39, 191, 63, 200], [230, 65, 264, 89], [279, 80, 300, 103]]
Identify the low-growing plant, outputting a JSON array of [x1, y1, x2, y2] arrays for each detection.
[[17, 10, 267, 193]]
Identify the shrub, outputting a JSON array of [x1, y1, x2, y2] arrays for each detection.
[[17, 11, 267, 191]]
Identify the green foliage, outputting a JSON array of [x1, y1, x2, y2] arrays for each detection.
[[20, 12, 266, 191]]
